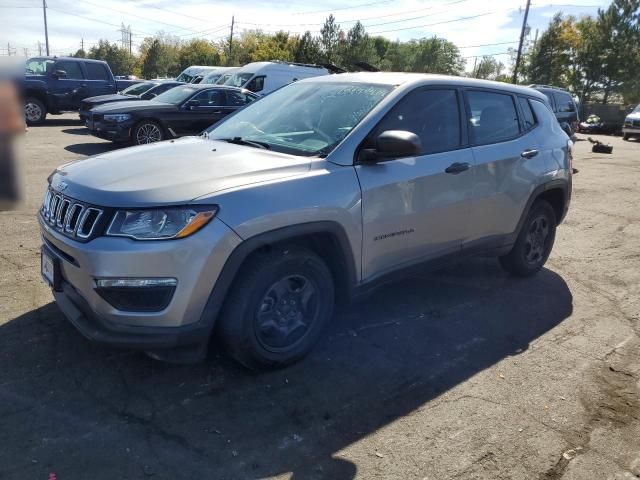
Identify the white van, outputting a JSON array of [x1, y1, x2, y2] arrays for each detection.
[[214, 68, 240, 85], [223, 61, 330, 95], [176, 66, 221, 84]]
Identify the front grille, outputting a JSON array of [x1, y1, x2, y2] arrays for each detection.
[[633, 119, 640, 127], [40, 188, 105, 241]]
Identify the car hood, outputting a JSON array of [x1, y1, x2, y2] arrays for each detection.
[[49, 137, 312, 207], [626, 112, 640, 121], [83, 94, 136, 105], [93, 100, 176, 114]]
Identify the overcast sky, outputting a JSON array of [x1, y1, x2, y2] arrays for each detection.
[[1, 0, 609, 71]]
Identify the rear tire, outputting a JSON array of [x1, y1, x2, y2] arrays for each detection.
[[217, 246, 335, 370], [133, 120, 164, 145], [25, 97, 46, 125], [499, 200, 557, 277]]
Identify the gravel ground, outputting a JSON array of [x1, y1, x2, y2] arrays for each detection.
[[1, 116, 639, 480]]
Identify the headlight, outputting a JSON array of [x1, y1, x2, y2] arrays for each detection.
[[106, 206, 218, 240], [103, 113, 131, 122]]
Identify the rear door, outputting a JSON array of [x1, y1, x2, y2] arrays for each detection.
[[356, 87, 475, 280], [463, 89, 548, 249], [84, 62, 114, 98], [48, 60, 87, 111]]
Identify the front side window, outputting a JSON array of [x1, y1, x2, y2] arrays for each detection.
[[633, 104, 640, 114], [554, 92, 575, 113], [518, 97, 536, 130], [25, 58, 55, 75], [226, 91, 256, 107], [372, 89, 461, 155], [246, 76, 265, 93], [191, 89, 225, 106], [467, 90, 520, 144], [207, 82, 392, 156], [56, 61, 84, 80], [85, 63, 110, 81]]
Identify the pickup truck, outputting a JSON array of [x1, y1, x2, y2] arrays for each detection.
[[24, 57, 141, 125]]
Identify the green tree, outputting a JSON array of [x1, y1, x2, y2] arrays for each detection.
[[139, 38, 180, 78], [88, 40, 137, 76], [178, 39, 221, 71], [320, 14, 342, 63], [409, 37, 465, 75], [474, 56, 505, 80], [341, 21, 377, 69], [294, 31, 322, 63]]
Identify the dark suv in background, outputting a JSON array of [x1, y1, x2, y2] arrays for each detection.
[[530, 85, 579, 137]]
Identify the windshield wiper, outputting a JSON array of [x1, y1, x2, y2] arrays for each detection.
[[216, 137, 271, 150]]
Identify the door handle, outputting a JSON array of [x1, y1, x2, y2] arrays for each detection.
[[445, 162, 470, 174], [521, 149, 539, 159], [80, 84, 87, 88], [212, 110, 222, 114]]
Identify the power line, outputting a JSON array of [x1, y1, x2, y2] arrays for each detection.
[[368, 10, 509, 35], [292, 0, 395, 16], [46, 6, 157, 36]]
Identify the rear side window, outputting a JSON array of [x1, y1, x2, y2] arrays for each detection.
[[553, 92, 575, 113], [467, 90, 520, 144], [246, 76, 265, 93], [518, 97, 536, 130], [56, 61, 84, 80], [85, 63, 110, 81], [226, 91, 256, 107], [374, 89, 461, 155]]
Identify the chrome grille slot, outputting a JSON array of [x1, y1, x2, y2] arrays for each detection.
[[77, 208, 102, 239], [56, 199, 70, 228], [65, 204, 83, 233], [40, 187, 104, 241]]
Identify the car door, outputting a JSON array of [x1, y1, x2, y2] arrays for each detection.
[[355, 87, 475, 281], [182, 89, 228, 135], [84, 62, 114, 98], [48, 60, 87, 111], [463, 89, 549, 249]]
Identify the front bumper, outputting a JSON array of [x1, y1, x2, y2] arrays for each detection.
[[87, 120, 135, 142], [40, 215, 242, 354], [622, 125, 640, 135]]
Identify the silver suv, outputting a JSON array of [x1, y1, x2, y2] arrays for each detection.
[[39, 73, 572, 369]]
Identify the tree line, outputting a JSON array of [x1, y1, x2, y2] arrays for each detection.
[[71, 0, 639, 104]]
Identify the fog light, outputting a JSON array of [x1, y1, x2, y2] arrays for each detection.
[[95, 278, 177, 312]]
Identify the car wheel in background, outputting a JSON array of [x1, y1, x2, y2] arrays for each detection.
[[623, 133, 630, 141], [25, 97, 46, 125], [133, 121, 164, 145], [499, 200, 557, 277], [217, 246, 335, 370]]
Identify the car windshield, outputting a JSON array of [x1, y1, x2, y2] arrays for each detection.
[[121, 82, 155, 96], [176, 71, 197, 83], [224, 72, 253, 88], [153, 86, 198, 105], [216, 73, 234, 85], [633, 104, 640, 113], [206, 82, 393, 157], [25, 58, 55, 75], [201, 73, 221, 84]]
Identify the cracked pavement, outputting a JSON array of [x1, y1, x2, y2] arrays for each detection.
[[0, 117, 639, 479]]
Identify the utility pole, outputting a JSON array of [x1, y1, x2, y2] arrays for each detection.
[[43, 0, 50, 56], [38, 41, 43, 56], [228, 16, 234, 64], [472, 57, 478, 78], [81, 38, 84, 53], [129, 29, 132, 55], [7, 43, 10, 56], [512, 0, 531, 84]]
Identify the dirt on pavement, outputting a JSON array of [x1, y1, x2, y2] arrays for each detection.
[[0, 116, 639, 480]]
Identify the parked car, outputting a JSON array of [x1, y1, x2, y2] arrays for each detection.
[[199, 67, 238, 85], [223, 61, 331, 95], [176, 66, 221, 83], [85, 84, 258, 145], [39, 73, 572, 368], [79, 80, 185, 123], [24, 57, 142, 125], [529, 84, 579, 137], [622, 104, 640, 140]]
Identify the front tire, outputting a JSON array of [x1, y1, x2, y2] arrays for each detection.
[[499, 200, 557, 277], [623, 133, 630, 141], [217, 246, 335, 370], [25, 97, 46, 125], [133, 120, 164, 145]]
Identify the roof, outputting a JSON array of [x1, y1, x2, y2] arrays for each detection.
[[302, 72, 548, 99], [33, 56, 107, 64], [174, 84, 257, 94]]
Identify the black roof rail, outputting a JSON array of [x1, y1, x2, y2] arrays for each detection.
[[528, 84, 570, 92]]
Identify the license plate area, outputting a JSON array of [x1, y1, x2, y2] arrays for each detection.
[[41, 246, 61, 291]]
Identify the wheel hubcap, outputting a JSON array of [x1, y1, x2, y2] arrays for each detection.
[[136, 124, 162, 144], [524, 215, 549, 265], [25, 103, 42, 122], [255, 274, 318, 351]]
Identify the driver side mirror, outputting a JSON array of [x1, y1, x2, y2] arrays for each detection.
[[52, 69, 67, 79], [184, 99, 201, 110], [359, 130, 422, 163]]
